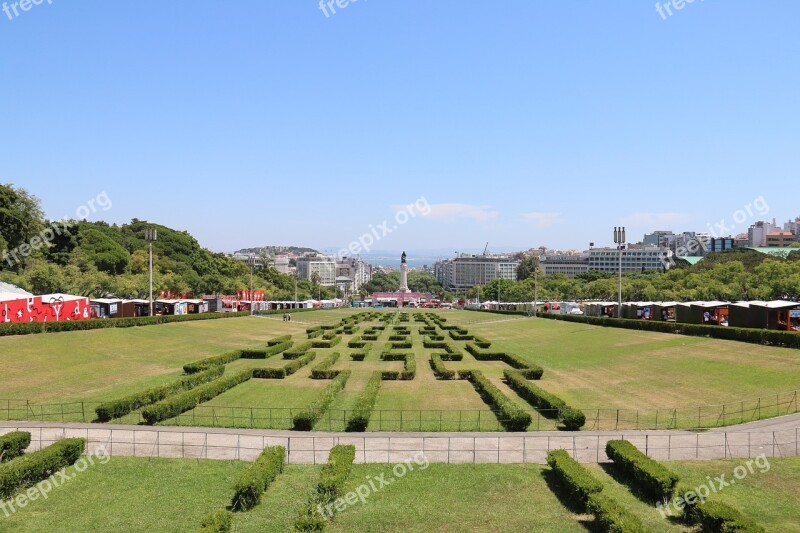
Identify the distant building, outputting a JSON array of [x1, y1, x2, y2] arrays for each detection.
[[766, 232, 796, 247], [642, 231, 675, 248], [273, 255, 290, 274], [587, 246, 672, 273], [748, 220, 781, 247], [784, 217, 800, 242], [296, 255, 336, 286], [336, 257, 372, 290], [435, 254, 520, 290], [540, 253, 590, 278]]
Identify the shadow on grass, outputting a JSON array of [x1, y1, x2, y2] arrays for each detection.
[[598, 463, 658, 506], [540, 468, 596, 532]]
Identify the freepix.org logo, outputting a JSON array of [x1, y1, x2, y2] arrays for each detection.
[[2, 0, 53, 22]]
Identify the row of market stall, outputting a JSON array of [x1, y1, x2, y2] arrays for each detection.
[[583, 300, 800, 331]]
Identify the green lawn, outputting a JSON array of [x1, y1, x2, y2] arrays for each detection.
[[0, 457, 246, 533], [1, 309, 799, 431], [2, 456, 797, 532]]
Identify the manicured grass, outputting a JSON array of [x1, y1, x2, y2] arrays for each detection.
[[330, 464, 586, 532], [233, 465, 321, 532], [0, 457, 246, 532], [667, 457, 800, 533], [2, 309, 799, 431]]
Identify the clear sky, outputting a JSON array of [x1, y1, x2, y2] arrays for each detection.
[[2, 1, 798, 255]]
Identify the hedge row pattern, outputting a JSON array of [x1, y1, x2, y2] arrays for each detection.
[[284, 341, 314, 359], [0, 438, 85, 499], [253, 351, 317, 379], [231, 446, 286, 511], [503, 370, 585, 430], [0, 311, 251, 337], [184, 350, 243, 374], [687, 500, 765, 532], [96, 366, 225, 422], [312, 336, 342, 349], [346, 371, 381, 431], [466, 344, 544, 379], [605, 440, 679, 501], [430, 354, 455, 380], [292, 371, 352, 430], [295, 445, 357, 531], [380, 353, 416, 380], [310, 352, 342, 379], [547, 450, 647, 532], [141, 369, 253, 424], [540, 312, 800, 349], [467, 370, 531, 431], [0, 432, 31, 463], [267, 335, 292, 346], [241, 341, 294, 359]]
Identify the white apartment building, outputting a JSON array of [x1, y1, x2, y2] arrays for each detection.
[[748, 220, 781, 247], [587, 247, 672, 273], [296, 256, 337, 286], [540, 253, 590, 278], [336, 258, 373, 290], [435, 255, 520, 289]]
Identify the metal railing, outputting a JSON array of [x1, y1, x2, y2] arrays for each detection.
[[1, 390, 797, 431]]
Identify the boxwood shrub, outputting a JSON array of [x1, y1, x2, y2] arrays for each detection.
[[586, 491, 648, 532], [231, 446, 286, 511], [311, 336, 342, 349], [380, 353, 416, 380], [267, 335, 292, 346], [546, 449, 603, 506], [605, 440, 678, 501], [467, 370, 531, 431], [465, 344, 543, 377], [292, 371, 351, 430], [141, 370, 252, 424], [687, 500, 765, 532], [503, 370, 585, 430], [0, 438, 85, 499], [346, 371, 381, 431], [198, 510, 232, 533], [253, 351, 317, 379], [294, 445, 357, 531], [96, 366, 225, 422], [310, 352, 342, 379], [0, 312, 250, 338], [0, 432, 31, 463], [540, 313, 800, 349], [183, 350, 244, 374], [347, 337, 367, 348], [430, 354, 455, 379]]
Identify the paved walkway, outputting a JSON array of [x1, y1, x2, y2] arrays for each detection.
[[2, 415, 798, 464]]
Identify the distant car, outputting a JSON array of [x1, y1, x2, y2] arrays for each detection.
[[569, 308, 584, 315]]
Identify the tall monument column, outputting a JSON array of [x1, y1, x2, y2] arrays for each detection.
[[399, 251, 411, 293]]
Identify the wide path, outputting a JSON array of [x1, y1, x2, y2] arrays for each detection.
[[2, 414, 798, 464]]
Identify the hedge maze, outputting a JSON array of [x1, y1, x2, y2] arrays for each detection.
[[92, 310, 586, 432]]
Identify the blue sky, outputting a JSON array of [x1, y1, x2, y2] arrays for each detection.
[[2, 1, 798, 256]]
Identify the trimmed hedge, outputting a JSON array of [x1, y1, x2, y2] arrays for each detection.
[[347, 337, 367, 348], [231, 446, 286, 511], [449, 331, 474, 341], [267, 335, 292, 346], [0, 438, 85, 499], [253, 351, 317, 379], [284, 341, 314, 359], [468, 370, 531, 431], [430, 354, 455, 379], [689, 500, 765, 532], [241, 341, 293, 359], [294, 445, 356, 531], [198, 510, 232, 533], [96, 366, 225, 422], [380, 353, 416, 380], [605, 440, 678, 501], [503, 370, 585, 430], [465, 344, 544, 378], [389, 341, 412, 350], [346, 371, 381, 431], [0, 311, 251, 338], [473, 335, 492, 349], [184, 350, 243, 374], [310, 352, 342, 379], [350, 343, 372, 361], [311, 336, 342, 349], [546, 449, 603, 506], [141, 370, 253, 424], [540, 312, 800, 349], [292, 371, 352, 430], [586, 491, 648, 533], [0, 432, 31, 463]]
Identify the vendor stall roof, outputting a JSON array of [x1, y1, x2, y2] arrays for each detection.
[[753, 300, 800, 309]]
